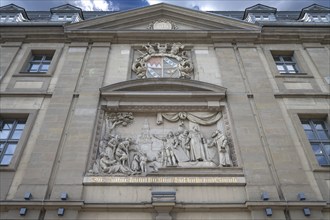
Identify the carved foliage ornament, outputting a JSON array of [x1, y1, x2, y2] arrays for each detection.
[[132, 42, 194, 79], [147, 19, 178, 30]]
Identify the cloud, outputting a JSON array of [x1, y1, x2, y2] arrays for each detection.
[[73, 0, 113, 11]]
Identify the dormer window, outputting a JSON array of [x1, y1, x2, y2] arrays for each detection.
[[298, 4, 330, 23], [58, 15, 72, 21], [311, 14, 330, 22], [0, 4, 29, 23], [0, 15, 15, 22], [51, 13, 81, 22], [50, 4, 84, 23], [243, 4, 277, 23]]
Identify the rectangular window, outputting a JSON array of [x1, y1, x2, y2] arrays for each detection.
[[0, 119, 26, 166], [273, 55, 299, 74], [25, 51, 54, 73], [301, 119, 330, 166]]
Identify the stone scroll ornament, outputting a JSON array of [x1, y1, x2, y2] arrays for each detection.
[[156, 112, 222, 125], [132, 42, 194, 79]]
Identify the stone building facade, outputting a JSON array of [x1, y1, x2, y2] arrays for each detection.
[[0, 3, 329, 220]]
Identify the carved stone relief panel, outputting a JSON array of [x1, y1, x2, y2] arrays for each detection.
[[131, 43, 194, 79], [88, 110, 237, 177]]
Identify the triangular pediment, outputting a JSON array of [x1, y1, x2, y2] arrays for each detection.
[[66, 3, 260, 32], [0, 4, 29, 19], [101, 78, 226, 94], [301, 4, 330, 12], [0, 4, 25, 12], [243, 4, 277, 19], [298, 4, 330, 19], [100, 79, 226, 111], [50, 4, 82, 13]]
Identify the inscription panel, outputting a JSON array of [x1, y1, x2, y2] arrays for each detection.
[[84, 176, 246, 186]]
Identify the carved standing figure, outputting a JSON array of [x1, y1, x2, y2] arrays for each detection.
[[115, 138, 131, 166], [153, 132, 177, 166], [189, 126, 207, 161], [139, 154, 147, 173], [131, 154, 140, 172], [209, 130, 232, 167], [178, 130, 192, 161]]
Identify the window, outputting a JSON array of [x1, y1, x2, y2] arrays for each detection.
[[311, 14, 330, 22], [0, 14, 16, 22], [58, 15, 73, 22], [26, 52, 54, 73], [254, 15, 270, 21], [0, 119, 26, 166], [301, 119, 330, 166], [273, 55, 299, 74]]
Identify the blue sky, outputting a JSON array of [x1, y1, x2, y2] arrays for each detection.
[[1, 0, 329, 11]]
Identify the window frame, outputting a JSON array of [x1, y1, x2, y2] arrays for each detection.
[[300, 119, 330, 166], [0, 110, 37, 171], [26, 53, 54, 73], [290, 110, 329, 171], [268, 50, 312, 77], [14, 46, 62, 77], [273, 55, 300, 74]]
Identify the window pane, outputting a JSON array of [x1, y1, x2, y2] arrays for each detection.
[[273, 56, 280, 62], [11, 130, 23, 139], [276, 65, 285, 71], [0, 130, 10, 139], [311, 144, 322, 154], [305, 130, 316, 140], [0, 143, 4, 153], [40, 64, 49, 72], [316, 155, 328, 166], [317, 130, 329, 139], [302, 123, 311, 130], [324, 144, 330, 156], [29, 64, 40, 72], [16, 123, 25, 129], [283, 56, 293, 62], [33, 55, 43, 61], [314, 122, 326, 130], [3, 122, 13, 129], [287, 65, 296, 71], [5, 144, 16, 154], [45, 55, 53, 61], [0, 155, 12, 165]]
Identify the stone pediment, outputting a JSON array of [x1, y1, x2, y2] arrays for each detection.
[[100, 79, 226, 111], [101, 78, 226, 94], [65, 3, 260, 32]]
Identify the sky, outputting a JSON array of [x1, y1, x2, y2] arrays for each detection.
[[0, 0, 329, 11]]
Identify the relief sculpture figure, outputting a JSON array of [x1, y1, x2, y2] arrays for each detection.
[[208, 130, 232, 167], [189, 126, 207, 161], [153, 132, 177, 166]]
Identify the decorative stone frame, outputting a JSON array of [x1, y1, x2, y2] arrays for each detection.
[[87, 78, 241, 177], [0, 109, 37, 171], [289, 109, 329, 171]]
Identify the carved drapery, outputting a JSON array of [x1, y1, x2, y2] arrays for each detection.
[[156, 112, 222, 125]]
